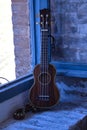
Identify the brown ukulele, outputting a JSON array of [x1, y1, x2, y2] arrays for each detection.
[[29, 9, 60, 109]]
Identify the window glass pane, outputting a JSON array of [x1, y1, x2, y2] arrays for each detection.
[[0, 0, 33, 85], [50, 0, 87, 64]]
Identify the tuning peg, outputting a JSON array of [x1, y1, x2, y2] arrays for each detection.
[[36, 22, 40, 25], [36, 22, 43, 25]]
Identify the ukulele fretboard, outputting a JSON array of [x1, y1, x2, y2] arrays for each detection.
[[41, 30, 49, 71]]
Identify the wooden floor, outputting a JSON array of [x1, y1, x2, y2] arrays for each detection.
[[0, 101, 87, 130]]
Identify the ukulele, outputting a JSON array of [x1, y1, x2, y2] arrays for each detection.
[[29, 9, 60, 109]]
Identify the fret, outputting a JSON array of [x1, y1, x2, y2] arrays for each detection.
[[40, 29, 49, 70]]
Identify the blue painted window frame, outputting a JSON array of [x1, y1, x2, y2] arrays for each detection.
[[34, 0, 87, 78], [33, 0, 50, 64], [1, 0, 87, 103], [0, 0, 35, 103]]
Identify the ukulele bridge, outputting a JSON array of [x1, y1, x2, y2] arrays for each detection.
[[38, 95, 49, 101]]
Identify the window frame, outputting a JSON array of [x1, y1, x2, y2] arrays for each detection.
[[0, 0, 50, 103], [35, 0, 87, 78], [0, 0, 35, 103], [34, 0, 87, 78]]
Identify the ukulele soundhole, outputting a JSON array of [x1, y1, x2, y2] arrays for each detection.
[[38, 72, 51, 85]]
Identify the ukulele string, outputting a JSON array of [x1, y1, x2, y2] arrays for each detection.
[[44, 18, 47, 101], [40, 29, 41, 101], [46, 31, 48, 100], [46, 15, 49, 101], [42, 26, 45, 101], [41, 30, 42, 101], [41, 17, 45, 101], [41, 14, 44, 101], [45, 30, 48, 101], [44, 21, 45, 101], [44, 30, 46, 101], [44, 31, 46, 101], [44, 16, 47, 101], [46, 17, 48, 101], [44, 23, 48, 101], [40, 25, 43, 101], [41, 30, 44, 101]]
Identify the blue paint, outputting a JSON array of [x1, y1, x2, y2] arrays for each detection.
[[34, 0, 41, 64], [29, 0, 36, 66], [40, 0, 50, 9], [51, 61, 87, 78], [52, 61, 87, 71], [40, 0, 48, 9], [0, 74, 34, 103], [34, 0, 50, 64], [34, 0, 87, 78]]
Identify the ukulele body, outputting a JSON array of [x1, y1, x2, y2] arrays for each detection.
[[29, 64, 60, 109]]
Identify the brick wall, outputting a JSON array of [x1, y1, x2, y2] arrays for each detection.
[[11, 0, 31, 78], [51, 0, 87, 63]]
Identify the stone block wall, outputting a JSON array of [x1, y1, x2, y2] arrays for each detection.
[[51, 0, 87, 63], [50, 0, 87, 105], [11, 0, 31, 78]]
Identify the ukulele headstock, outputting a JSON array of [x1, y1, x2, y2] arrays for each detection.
[[40, 9, 50, 29]]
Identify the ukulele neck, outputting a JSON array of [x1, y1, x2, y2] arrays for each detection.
[[40, 29, 49, 71]]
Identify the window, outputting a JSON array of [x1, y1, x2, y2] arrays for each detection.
[[50, 0, 87, 78], [0, 0, 15, 84], [0, 0, 50, 102], [34, 0, 87, 78], [0, 0, 37, 102], [50, 0, 87, 64], [0, 0, 34, 86]]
